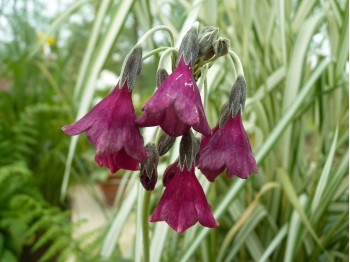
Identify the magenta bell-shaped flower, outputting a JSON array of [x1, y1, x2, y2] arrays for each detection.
[[150, 162, 218, 233], [62, 82, 148, 173], [136, 56, 211, 137], [197, 109, 258, 182]]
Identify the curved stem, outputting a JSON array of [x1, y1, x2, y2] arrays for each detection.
[[143, 47, 169, 60], [198, 65, 208, 91], [142, 190, 152, 262], [158, 47, 178, 69], [227, 54, 237, 81], [137, 25, 175, 47], [229, 50, 244, 77]]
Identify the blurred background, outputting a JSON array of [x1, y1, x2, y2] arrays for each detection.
[[0, 0, 348, 261]]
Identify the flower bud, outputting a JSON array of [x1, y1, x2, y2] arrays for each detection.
[[177, 22, 199, 66], [157, 131, 176, 156], [198, 26, 218, 60], [229, 75, 246, 118], [156, 68, 169, 88], [162, 160, 179, 187], [120, 45, 143, 90], [213, 38, 230, 57], [179, 130, 198, 170], [140, 143, 159, 190]]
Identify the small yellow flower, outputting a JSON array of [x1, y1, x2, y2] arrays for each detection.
[[37, 32, 56, 45]]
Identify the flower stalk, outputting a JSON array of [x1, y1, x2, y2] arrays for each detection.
[[229, 49, 244, 77], [136, 25, 175, 48], [142, 190, 152, 262], [143, 47, 169, 60]]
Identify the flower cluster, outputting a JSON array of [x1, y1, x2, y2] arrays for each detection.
[[62, 23, 258, 233]]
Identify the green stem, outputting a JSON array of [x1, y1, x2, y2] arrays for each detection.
[[143, 47, 169, 60], [229, 50, 244, 77], [158, 47, 178, 69], [198, 65, 208, 91], [137, 25, 175, 47], [142, 190, 152, 262], [227, 53, 237, 81]]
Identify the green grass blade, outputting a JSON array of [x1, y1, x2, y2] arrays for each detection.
[[311, 127, 339, 213], [279, 170, 322, 247], [255, 58, 331, 162], [73, 0, 112, 99], [259, 224, 288, 262], [100, 177, 138, 258], [283, 194, 308, 262]]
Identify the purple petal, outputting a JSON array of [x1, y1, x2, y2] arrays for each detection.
[[160, 106, 191, 136], [223, 112, 258, 178], [198, 110, 258, 180], [136, 111, 165, 127], [62, 87, 117, 136], [62, 82, 148, 173], [141, 74, 176, 113], [150, 165, 218, 233], [95, 148, 141, 172], [138, 57, 212, 137]]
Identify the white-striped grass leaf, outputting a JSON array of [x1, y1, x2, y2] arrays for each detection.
[[259, 223, 288, 262], [278, 169, 322, 247], [281, 13, 324, 167], [175, 0, 203, 47], [276, 0, 287, 65], [199, 242, 210, 262], [292, 0, 317, 32], [255, 58, 331, 163], [113, 171, 133, 208], [311, 127, 339, 213], [284, 194, 308, 262], [224, 205, 267, 262], [134, 184, 144, 262], [334, 2, 349, 79], [202, 0, 217, 25], [217, 182, 279, 261], [73, 0, 112, 99], [100, 176, 138, 258], [245, 66, 286, 108]]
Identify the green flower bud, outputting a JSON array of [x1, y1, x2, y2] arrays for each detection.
[[177, 22, 199, 66], [213, 38, 230, 57], [120, 45, 143, 90], [179, 130, 197, 170], [198, 26, 218, 60], [229, 75, 246, 118], [157, 131, 176, 156]]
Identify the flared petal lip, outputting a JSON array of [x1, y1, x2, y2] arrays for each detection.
[[197, 110, 258, 180], [149, 165, 218, 233]]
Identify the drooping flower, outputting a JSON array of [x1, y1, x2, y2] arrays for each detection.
[[136, 56, 211, 137], [62, 81, 148, 173], [197, 109, 258, 182], [150, 162, 218, 233]]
